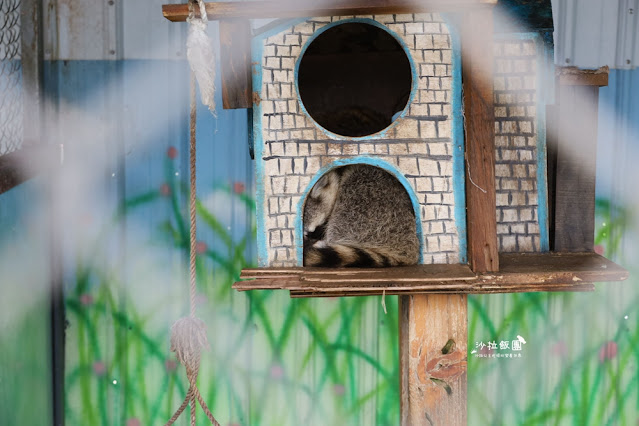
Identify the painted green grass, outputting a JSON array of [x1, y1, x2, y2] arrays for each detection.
[[63, 154, 638, 425]]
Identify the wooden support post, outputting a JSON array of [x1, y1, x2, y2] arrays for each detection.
[[550, 68, 608, 252], [461, 9, 498, 274], [219, 19, 252, 109], [399, 8, 495, 425], [399, 294, 468, 425]]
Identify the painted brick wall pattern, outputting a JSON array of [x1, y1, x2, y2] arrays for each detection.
[[494, 38, 542, 252], [258, 14, 460, 267]]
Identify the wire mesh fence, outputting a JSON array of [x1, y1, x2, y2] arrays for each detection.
[[0, 0, 23, 156]]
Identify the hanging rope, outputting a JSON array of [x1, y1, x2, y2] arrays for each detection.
[[164, 26, 220, 426]]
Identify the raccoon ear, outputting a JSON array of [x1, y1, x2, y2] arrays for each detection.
[[310, 174, 330, 198]]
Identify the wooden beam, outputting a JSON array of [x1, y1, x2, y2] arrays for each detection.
[[234, 253, 628, 295], [557, 66, 609, 87], [461, 9, 498, 273], [220, 19, 253, 109], [552, 71, 606, 251], [400, 294, 467, 425], [162, 0, 497, 22]]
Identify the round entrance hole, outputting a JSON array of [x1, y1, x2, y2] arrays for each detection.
[[297, 22, 413, 137]]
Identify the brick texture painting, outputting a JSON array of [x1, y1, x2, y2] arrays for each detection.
[[493, 38, 542, 253], [258, 14, 460, 267]]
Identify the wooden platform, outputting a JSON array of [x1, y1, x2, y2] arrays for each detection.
[[233, 252, 628, 298]]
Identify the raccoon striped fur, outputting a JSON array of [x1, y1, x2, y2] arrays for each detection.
[[303, 164, 419, 267]]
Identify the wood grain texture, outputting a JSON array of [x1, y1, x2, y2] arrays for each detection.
[[234, 253, 627, 296], [461, 10, 498, 273], [162, 0, 497, 22], [220, 19, 252, 109], [399, 294, 468, 425], [553, 85, 599, 252]]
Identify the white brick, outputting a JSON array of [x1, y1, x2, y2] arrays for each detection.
[[438, 120, 451, 138], [274, 101, 287, 113], [432, 35, 449, 49], [279, 158, 293, 174], [270, 142, 284, 156], [285, 176, 299, 193], [284, 142, 298, 156], [263, 45, 276, 56], [424, 23, 441, 34], [270, 230, 282, 246], [502, 209, 518, 222], [420, 121, 437, 138], [281, 230, 293, 246], [265, 57, 280, 68], [416, 34, 434, 49], [272, 177, 285, 194], [418, 158, 439, 175], [405, 23, 424, 34], [306, 157, 320, 174], [309, 143, 325, 155], [389, 144, 409, 155], [429, 143, 447, 156], [281, 84, 292, 98], [423, 50, 441, 63], [416, 177, 432, 192], [408, 143, 427, 154], [427, 235, 440, 251], [440, 235, 454, 252], [399, 157, 419, 175], [278, 196, 291, 213], [283, 114, 295, 129], [285, 34, 301, 45]]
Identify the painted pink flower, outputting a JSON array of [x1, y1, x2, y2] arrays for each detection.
[[166, 146, 178, 159], [594, 245, 605, 255], [195, 240, 207, 254], [93, 361, 106, 376], [160, 183, 171, 196], [551, 341, 567, 357], [599, 341, 618, 362], [165, 360, 177, 372], [79, 293, 94, 306], [270, 364, 284, 379], [126, 418, 141, 426], [233, 181, 245, 194], [333, 384, 345, 396]]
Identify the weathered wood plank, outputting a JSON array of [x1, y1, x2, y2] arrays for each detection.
[[557, 66, 609, 87], [290, 283, 596, 297], [162, 0, 497, 22], [220, 19, 252, 109], [461, 9, 498, 273], [553, 84, 599, 252], [400, 294, 467, 425], [233, 253, 627, 294]]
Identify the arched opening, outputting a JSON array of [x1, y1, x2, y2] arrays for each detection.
[[302, 164, 419, 267], [297, 22, 413, 137]]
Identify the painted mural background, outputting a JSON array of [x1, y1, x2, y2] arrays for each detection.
[[1, 11, 639, 426]]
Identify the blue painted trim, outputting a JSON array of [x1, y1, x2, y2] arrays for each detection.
[[534, 34, 551, 252], [251, 35, 268, 266], [442, 13, 468, 264], [295, 157, 425, 265], [293, 18, 419, 141]]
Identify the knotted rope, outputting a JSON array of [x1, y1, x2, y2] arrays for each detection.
[[164, 3, 220, 424]]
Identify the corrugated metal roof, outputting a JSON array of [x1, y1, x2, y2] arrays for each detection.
[[553, 0, 638, 69]]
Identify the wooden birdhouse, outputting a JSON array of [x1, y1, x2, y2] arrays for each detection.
[[163, 0, 628, 423]]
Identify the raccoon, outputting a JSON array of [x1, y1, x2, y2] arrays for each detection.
[[303, 164, 419, 267]]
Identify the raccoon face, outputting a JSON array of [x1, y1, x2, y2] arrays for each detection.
[[303, 170, 341, 241]]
